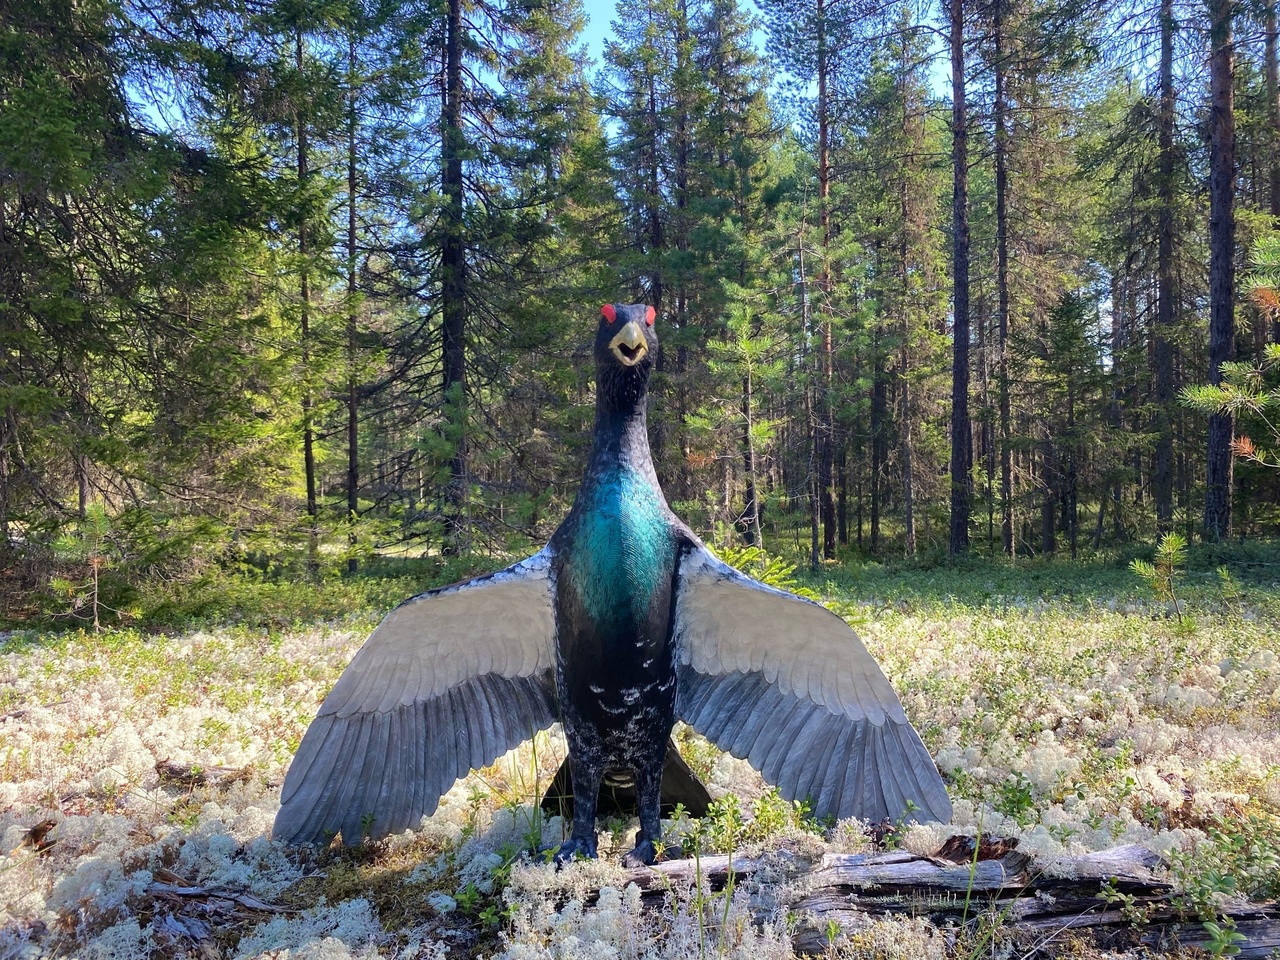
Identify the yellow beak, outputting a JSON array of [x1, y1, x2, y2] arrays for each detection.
[[609, 321, 649, 367]]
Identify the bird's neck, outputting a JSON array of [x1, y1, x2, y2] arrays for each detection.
[[585, 395, 659, 491]]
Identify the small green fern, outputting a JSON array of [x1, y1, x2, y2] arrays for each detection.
[[712, 543, 820, 600]]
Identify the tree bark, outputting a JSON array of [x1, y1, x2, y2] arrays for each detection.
[[948, 0, 972, 557], [296, 26, 318, 578], [441, 0, 468, 552], [1039, 433, 1055, 554], [817, 0, 836, 560], [1152, 0, 1176, 532], [740, 372, 762, 547], [572, 845, 1280, 958], [346, 30, 360, 574], [1268, 0, 1279, 221], [994, 0, 1013, 556], [1204, 0, 1235, 542], [870, 330, 886, 554]]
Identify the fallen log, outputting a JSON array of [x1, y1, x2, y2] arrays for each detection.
[[608, 842, 1278, 957]]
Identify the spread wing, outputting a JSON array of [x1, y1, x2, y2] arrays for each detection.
[[274, 549, 560, 846], [673, 544, 951, 825]]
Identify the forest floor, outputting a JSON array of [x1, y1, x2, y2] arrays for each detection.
[[1, 544, 1278, 959]]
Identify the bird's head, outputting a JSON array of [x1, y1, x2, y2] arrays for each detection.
[[595, 303, 657, 408]]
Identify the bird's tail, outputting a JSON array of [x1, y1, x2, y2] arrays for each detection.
[[540, 739, 712, 820]]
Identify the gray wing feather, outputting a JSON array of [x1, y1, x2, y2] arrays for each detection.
[[275, 550, 559, 846], [673, 544, 951, 825]]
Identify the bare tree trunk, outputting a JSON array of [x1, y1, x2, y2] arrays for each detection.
[[837, 447, 848, 545], [901, 351, 916, 557], [645, 50, 666, 471], [1152, 0, 1177, 532], [1067, 371, 1078, 559], [870, 331, 886, 555], [1204, 0, 1236, 541], [740, 372, 762, 547], [799, 228, 819, 571], [817, 0, 836, 560], [441, 0, 468, 553], [994, 0, 1013, 556], [1268, 0, 1279, 221], [297, 26, 318, 578], [1039, 433, 1055, 554], [346, 30, 360, 574], [948, 0, 972, 557]]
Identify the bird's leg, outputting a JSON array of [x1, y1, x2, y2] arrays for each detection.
[[621, 762, 666, 867], [553, 755, 601, 864]]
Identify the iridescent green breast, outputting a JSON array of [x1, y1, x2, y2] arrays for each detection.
[[566, 467, 675, 628]]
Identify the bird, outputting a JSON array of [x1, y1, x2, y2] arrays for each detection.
[[273, 303, 952, 865]]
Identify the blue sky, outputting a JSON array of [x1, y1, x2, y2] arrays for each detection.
[[580, 1, 615, 65]]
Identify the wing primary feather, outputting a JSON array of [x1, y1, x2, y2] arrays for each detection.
[[792, 713, 841, 811], [427, 694, 452, 817], [385, 706, 410, 836], [341, 713, 386, 843], [775, 707, 829, 800], [704, 673, 756, 751], [677, 669, 717, 720], [502, 676, 536, 747], [865, 721, 891, 821], [759, 699, 815, 786], [327, 715, 376, 844], [832, 721, 864, 821], [466, 679, 497, 778], [449, 686, 471, 785], [351, 711, 393, 841], [696, 672, 752, 743], [748, 696, 802, 770], [370, 709, 403, 837], [814, 723, 852, 822], [722, 674, 776, 758], [408, 699, 428, 827], [866, 723, 895, 822], [276, 716, 338, 842], [298, 713, 369, 843], [279, 712, 336, 810]]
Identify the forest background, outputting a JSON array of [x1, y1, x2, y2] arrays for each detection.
[[4, 0, 1280, 623]]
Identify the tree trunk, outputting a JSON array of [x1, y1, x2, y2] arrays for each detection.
[[799, 228, 820, 571], [346, 30, 360, 575], [948, 0, 972, 557], [1268, 0, 1279, 222], [297, 26, 319, 578], [645, 51, 666, 471], [870, 332, 887, 555], [994, 1, 1013, 556], [1152, 0, 1176, 532], [837, 447, 848, 545], [1039, 434, 1055, 554], [817, 0, 836, 560], [740, 372, 762, 547], [441, 0, 468, 552], [1204, 0, 1235, 541], [901, 352, 916, 557]]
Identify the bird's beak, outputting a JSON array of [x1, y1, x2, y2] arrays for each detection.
[[609, 321, 649, 367]]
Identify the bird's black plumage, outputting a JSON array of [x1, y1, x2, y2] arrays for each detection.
[[273, 304, 952, 864]]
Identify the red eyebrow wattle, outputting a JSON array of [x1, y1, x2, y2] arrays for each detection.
[[645, 306, 655, 326], [601, 304, 617, 323]]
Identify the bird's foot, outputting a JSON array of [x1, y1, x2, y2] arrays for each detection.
[[551, 836, 597, 866], [620, 836, 676, 868]]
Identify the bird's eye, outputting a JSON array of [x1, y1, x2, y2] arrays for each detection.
[[645, 306, 655, 326], [601, 304, 617, 324]]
